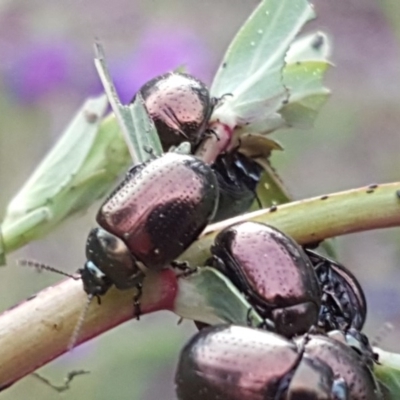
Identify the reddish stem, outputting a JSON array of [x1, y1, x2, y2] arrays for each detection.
[[195, 121, 234, 164], [0, 269, 178, 389]]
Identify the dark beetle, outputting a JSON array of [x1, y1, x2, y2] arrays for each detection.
[[305, 249, 367, 332], [81, 152, 219, 298], [175, 325, 382, 400], [211, 151, 263, 222], [211, 221, 321, 337], [297, 332, 382, 400], [135, 72, 215, 151], [327, 328, 377, 369]]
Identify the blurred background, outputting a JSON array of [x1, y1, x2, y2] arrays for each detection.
[[0, 0, 400, 398]]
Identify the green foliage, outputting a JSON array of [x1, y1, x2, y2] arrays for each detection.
[[174, 268, 263, 327], [1, 0, 398, 397], [210, 0, 327, 133], [374, 348, 400, 400], [0, 97, 130, 258]]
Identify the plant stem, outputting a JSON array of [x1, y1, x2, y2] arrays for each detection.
[[0, 270, 177, 390], [0, 182, 399, 389], [181, 182, 400, 265]]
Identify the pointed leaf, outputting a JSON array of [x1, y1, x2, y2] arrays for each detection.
[[174, 267, 263, 327], [211, 0, 316, 130], [280, 60, 331, 128]]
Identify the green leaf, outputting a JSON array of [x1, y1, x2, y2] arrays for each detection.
[[0, 101, 131, 258], [211, 0, 316, 130], [280, 60, 331, 128], [5, 95, 108, 216], [0, 2, 332, 264], [128, 93, 163, 159], [230, 43, 332, 135], [255, 159, 292, 208], [94, 42, 162, 162], [174, 267, 263, 327], [374, 348, 400, 400], [0, 44, 165, 262], [285, 31, 331, 63]]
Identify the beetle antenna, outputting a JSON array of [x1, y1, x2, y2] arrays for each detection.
[[31, 370, 90, 392], [18, 259, 79, 280], [68, 294, 94, 352]]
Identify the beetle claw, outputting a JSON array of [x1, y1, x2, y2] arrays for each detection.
[[133, 283, 143, 320], [171, 260, 197, 278]]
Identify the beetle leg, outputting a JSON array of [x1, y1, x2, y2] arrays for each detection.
[[306, 324, 322, 335], [204, 127, 220, 141], [331, 377, 349, 400], [210, 254, 229, 275], [246, 307, 254, 326], [321, 287, 349, 330], [133, 282, 143, 320], [247, 307, 275, 331], [254, 192, 262, 209], [259, 318, 276, 332], [172, 260, 197, 278], [171, 260, 191, 272], [211, 93, 233, 109], [142, 145, 158, 160], [31, 370, 90, 393]]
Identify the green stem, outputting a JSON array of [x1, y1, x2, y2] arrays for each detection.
[[181, 182, 400, 266]]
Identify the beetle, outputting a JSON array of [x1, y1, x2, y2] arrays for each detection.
[[326, 328, 377, 370], [134, 72, 215, 152], [211, 151, 263, 222], [305, 249, 367, 332], [22, 152, 219, 313], [82, 151, 219, 299], [210, 221, 322, 337], [297, 331, 382, 400], [175, 325, 382, 400]]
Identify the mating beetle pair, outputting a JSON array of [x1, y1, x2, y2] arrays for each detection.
[[210, 221, 367, 337], [72, 72, 220, 304], [85, 70, 366, 337], [25, 71, 257, 322], [139, 71, 263, 223], [175, 325, 382, 400]]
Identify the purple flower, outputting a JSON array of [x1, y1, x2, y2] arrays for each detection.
[[0, 26, 212, 106], [111, 26, 213, 104], [2, 39, 96, 104]]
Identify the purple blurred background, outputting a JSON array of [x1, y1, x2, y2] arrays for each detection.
[[1, 0, 400, 399]]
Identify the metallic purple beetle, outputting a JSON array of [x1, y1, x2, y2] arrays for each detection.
[[81, 152, 219, 299], [210, 221, 322, 337], [175, 325, 382, 400], [135, 72, 215, 151]]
